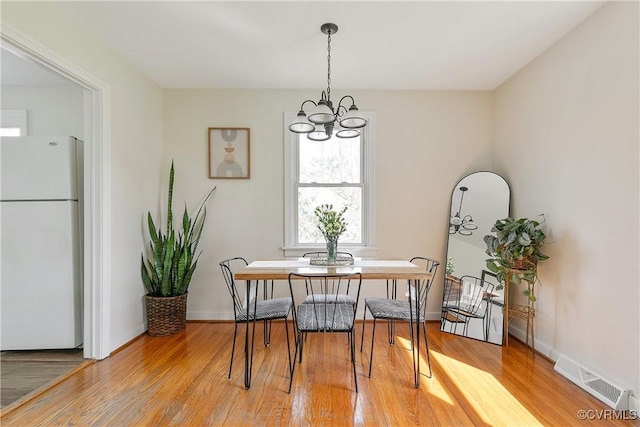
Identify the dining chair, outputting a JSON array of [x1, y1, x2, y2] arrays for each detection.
[[219, 257, 294, 389], [300, 251, 355, 305], [441, 275, 495, 341], [360, 256, 439, 382], [286, 272, 363, 393]]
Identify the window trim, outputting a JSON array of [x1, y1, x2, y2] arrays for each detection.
[[283, 111, 376, 257]]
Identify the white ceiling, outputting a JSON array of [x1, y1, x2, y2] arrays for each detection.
[[48, 1, 605, 91], [2, 1, 605, 90]]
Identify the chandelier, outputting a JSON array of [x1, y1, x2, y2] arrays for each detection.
[[449, 186, 477, 235], [288, 23, 367, 141]]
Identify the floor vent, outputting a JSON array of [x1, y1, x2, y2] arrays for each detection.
[[554, 354, 630, 410]]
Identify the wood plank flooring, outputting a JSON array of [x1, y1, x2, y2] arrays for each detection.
[[1, 321, 636, 426], [1, 349, 87, 409]]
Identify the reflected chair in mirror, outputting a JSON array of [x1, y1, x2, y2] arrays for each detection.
[[219, 257, 294, 389], [360, 257, 440, 384], [441, 275, 463, 329], [300, 252, 355, 305], [287, 272, 363, 393], [441, 275, 495, 341]]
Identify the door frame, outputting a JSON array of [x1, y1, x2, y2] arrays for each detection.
[[1, 23, 111, 359]]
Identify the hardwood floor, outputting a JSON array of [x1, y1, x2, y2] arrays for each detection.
[[0, 321, 635, 426]]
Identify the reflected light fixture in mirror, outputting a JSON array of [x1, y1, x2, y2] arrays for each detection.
[[449, 186, 477, 235]]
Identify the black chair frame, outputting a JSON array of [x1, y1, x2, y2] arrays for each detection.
[[220, 257, 295, 390], [360, 257, 440, 387], [287, 272, 363, 394]]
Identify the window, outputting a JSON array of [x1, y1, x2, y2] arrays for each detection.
[[0, 110, 27, 136], [284, 112, 376, 256]]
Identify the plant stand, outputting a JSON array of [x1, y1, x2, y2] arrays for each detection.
[[503, 270, 536, 355]]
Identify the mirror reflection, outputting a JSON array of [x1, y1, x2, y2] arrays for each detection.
[[440, 171, 510, 345]]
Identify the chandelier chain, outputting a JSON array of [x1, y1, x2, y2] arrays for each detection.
[[327, 30, 332, 102]]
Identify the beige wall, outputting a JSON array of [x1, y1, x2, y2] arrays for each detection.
[[2, 2, 165, 351], [494, 1, 639, 394], [163, 89, 494, 319]]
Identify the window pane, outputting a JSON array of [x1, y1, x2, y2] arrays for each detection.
[[299, 135, 360, 184], [0, 128, 21, 136], [298, 187, 362, 244]]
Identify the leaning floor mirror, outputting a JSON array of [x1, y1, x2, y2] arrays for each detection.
[[441, 171, 510, 345]]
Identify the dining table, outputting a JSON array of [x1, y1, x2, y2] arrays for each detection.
[[234, 258, 434, 389]]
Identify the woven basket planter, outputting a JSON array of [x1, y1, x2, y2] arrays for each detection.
[[145, 293, 188, 336]]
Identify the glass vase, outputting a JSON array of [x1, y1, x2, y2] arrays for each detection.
[[326, 236, 338, 264]]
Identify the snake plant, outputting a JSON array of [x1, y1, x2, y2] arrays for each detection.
[[141, 162, 216, 297]]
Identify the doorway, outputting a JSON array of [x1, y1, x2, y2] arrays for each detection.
[[1, 25, 110, 361]]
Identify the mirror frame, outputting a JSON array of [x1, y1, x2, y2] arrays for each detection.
[[441, 171, 510, 345]]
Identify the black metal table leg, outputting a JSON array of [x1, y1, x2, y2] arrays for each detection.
[[244, 279, 251, 389], [414, 279, 421, 388]]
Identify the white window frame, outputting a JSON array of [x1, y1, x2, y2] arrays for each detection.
[[0, 109, 27, 136], [283, 111, 377, 257]]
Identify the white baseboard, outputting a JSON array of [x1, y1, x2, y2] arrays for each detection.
[[507, 323, 557, 360], [187, 310, 234, 321]]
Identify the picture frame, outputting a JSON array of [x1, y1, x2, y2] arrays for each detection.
[[208, 127, 250, 179]]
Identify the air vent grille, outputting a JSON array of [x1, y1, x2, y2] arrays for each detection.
[[554, 354, 630, 410]]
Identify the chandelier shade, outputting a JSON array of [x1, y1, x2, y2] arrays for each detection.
[[289, 111, 316, 133], [308, 99, 335, 124], [307, 124, 332, 141], [288, 23, 367, 141], [339, 104, 367, 129], [336, 128, 360, 138]]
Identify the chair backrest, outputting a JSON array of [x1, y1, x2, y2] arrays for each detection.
[[288, 272, 363, 331], [219, 257, 251, 318], [442, 275, 461, 309], [302, 251, 353, 258], [408, 257, 440, 314], [457, 275, 496, 316]]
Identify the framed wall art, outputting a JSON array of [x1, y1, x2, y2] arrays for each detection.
[[208, 127, 250, 179]]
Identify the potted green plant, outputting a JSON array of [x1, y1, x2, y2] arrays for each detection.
[[141, 162, 216, 336], [483, 216, 549, 301], [314, 204, 348, 264], [445, 257, 455, 276]]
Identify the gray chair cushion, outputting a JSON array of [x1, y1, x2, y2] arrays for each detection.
[[302, 294, 354, 305], [365, 297, 425, 322], [296, 303, 355, 332], [235, 297, 292, 322]]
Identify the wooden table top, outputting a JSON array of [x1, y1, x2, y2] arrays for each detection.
[[234, 259, 433, 281]]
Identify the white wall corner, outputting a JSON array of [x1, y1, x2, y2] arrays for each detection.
[[507, 324, 555, 360], [629, 394, 640, 414], [110, 325, 146, 353]]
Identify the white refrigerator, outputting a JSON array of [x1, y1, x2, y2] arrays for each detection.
[[1, 136, 83, 350]]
